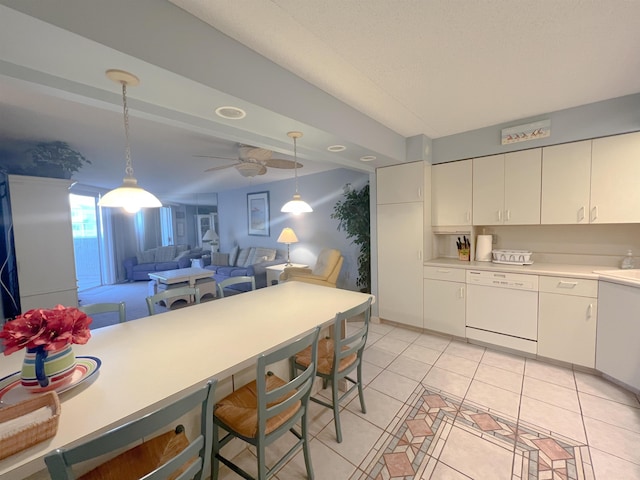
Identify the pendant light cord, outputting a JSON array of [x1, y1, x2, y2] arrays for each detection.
[[293, 136, 299, 194], [121, 82, 134, 179]]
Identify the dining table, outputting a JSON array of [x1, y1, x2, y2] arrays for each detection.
[[0, 281, 374, 479]]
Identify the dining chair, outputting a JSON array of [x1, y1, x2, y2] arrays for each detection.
[[212, 326, 321, 480], [217, 275, 256, 298], [292, 296, 372, 443], [45, 379, 217, 480], [79, 301, 127, 323], [146, 286, 201, 315]]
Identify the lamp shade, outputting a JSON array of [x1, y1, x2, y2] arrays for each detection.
[[98, 177, 162, 214], [202, 229, 219, 243], [280, 194, 313, 214], [277, 227, 299, 244]]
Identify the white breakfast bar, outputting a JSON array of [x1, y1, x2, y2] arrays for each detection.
[[0, 282, 374, 479]]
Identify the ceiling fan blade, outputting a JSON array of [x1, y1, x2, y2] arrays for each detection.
[[194, 154, 238, 161], [204, 163, 239, 172], [264, 158, 303, 169]]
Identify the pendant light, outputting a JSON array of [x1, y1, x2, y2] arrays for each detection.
[[98, 69, 162, 214], [281, 131, 313, 214]]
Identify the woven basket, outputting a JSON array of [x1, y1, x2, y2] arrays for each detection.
[[0, 391, 61, 461]]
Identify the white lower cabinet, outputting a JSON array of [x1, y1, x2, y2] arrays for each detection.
[[423, 267, 465, 336], [537, 276, 598, 368]]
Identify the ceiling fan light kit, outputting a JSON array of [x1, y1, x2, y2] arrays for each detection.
[[281, 131, 313, 214], [98, 69, 162, 214]]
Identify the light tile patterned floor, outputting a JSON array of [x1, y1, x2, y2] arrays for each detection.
[[216, 322, 640, 479]]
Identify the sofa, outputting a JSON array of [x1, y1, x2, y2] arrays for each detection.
[[123, 245, 208, 281], [205, 246, 284, 292]]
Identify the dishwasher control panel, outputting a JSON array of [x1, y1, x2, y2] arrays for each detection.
[[466, 270, 539, 291]]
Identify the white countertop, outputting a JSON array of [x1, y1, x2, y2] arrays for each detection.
[[425, 258, 640, 287], [0, 282, 373, 479]]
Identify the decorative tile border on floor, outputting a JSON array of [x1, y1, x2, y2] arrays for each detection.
[[353, 385, 594, 480]]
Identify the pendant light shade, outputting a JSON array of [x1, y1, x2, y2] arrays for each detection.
[[98, 69, 161, 214], [281, 131, 312, 214]]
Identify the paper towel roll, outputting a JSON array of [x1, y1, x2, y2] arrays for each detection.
[[475, 235, 493, 261]]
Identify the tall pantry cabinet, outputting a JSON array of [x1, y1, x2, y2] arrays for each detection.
[[9, 175, 78, 311], [377, 161, 428, 328]]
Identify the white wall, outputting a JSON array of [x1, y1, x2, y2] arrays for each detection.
[[217, 168, 369, 290]]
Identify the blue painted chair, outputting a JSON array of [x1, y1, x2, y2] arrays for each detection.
[[212, 326, 320, 480], [217, 275, 256, 298], [293, 297, 372, 443], [79, 301, 127, 323], [45, 379, 217, 480]]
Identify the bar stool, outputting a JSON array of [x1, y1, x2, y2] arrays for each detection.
[[146, 286, 201, 315], [292, 297, 372, 443], [79, 301, 127, 323], [217, 276, 256, 298], [212, 326, 320, 479]]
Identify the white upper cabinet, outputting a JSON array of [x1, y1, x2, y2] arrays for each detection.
[[431, 159, 472, 226], [473, 149, 541, 225], [541, 140, 592, 224], [590, 131, 640, 223], [377, 161, 424, 204]]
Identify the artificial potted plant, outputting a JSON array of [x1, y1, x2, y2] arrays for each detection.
[[27, 141, 91, 179], [331, 183, 370, 293]]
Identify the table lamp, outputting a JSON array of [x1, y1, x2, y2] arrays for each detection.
[[202, 228, 219, 254], [277, 227, 299, 266]]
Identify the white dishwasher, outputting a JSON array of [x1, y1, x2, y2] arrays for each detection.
[[466, 270, 539, 354]]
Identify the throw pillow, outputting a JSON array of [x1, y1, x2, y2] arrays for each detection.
[[155, 245, 177, 262], [252, 247, 276, 262], [136, 249, 156, 264], [211, 252, 229, 266], [229, 245, 240, 266], [237, 248, 254, 268]]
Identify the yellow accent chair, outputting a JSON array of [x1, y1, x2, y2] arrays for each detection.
[[279, 248, 343, 288]]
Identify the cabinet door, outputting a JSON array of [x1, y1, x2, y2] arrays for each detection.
[[10, 175, 78, 309], [538, 293, 597, 368], [504, 149, 541, 224], [591, 131, 640, 223], [377, 202, 423, 328], [432, 159, 472, 226], [423, 279, 465, 336], [541, 140, 592, 224], [472, 154, 504, 225], [377, 161, 424, 204]]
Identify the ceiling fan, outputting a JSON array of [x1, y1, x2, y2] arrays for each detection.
[[196, 146, 302, 178]]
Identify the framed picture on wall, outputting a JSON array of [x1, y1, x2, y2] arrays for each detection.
[[247, 191, 270, 236]]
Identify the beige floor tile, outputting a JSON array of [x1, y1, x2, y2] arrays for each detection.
[[423, 366, 472, 399], [369, 322, 395, 335], [465, 379, 521, 419], [364, 330, 383, 348], [524, 358, 576, 389], [305, 398, 336, 437], [276, 437, 357, 479], [522, 376, 581, 413], [480, 348, 525, 375], [429, 461, 470, 479], [575, 370, 640, 407], [590, 446, 640, 479], [317, 409, 384, 466], [373, 335, 411, 355], [434, 352, 479, 378], [474, 363, 523, 394], [444, 340, 485, 362], [362, 346, 397, 368], [368, 369, 419, 403], [345, 386, 404, 430], [584, 416, 640, 465], [386, 326, 422, 343], [519, 396, 586, 443], [402, 343, 443, 365], [387, 354, 432, 382], [580, 392, 640, 434], [413, 332, 452, 351], [439, 426, 513, 480], [360, 359, 384, 386]]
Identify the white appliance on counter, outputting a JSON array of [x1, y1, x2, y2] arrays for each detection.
[[465, 270, 539, 354]]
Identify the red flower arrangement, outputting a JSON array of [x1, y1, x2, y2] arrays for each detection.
[[0, 305, 92, 356]]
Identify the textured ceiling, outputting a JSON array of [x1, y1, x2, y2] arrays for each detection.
[[171, 0, 640, 138]]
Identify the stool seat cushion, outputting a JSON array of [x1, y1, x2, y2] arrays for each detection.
[[215, 374, 299, 438], [295, 338, 356, 376]]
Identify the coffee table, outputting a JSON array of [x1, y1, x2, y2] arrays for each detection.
[[148, 267, 217, 307]]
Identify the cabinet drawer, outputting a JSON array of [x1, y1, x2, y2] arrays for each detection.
[[424, 266, 466, 282], [539, 276, 598, 297]]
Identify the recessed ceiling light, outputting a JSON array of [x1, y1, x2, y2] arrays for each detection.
[[215, 106, 246, 120], [360, 155, 376, 162], [327, 145, 346, 152]]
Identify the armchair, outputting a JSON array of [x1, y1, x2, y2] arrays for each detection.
[[280, 248, 344, 288]]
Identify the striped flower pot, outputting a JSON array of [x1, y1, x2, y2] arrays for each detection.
[[20, 344, 77, 392]]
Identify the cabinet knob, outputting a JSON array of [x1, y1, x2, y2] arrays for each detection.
[[587, 303, 593, 319], [578, 206, 585, 222], [590, 206, 598, 222]]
